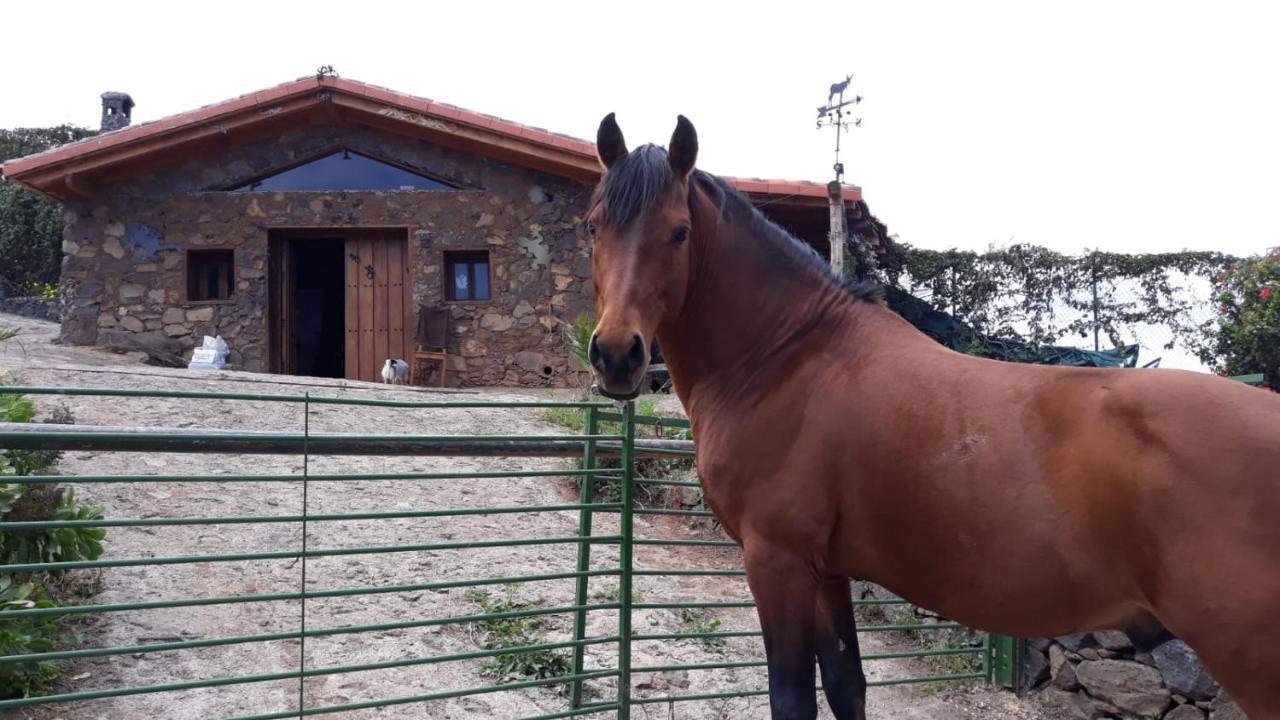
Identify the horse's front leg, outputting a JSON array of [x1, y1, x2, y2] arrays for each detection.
[[816, 579, 868, 720], [745, 541, 820, 720]]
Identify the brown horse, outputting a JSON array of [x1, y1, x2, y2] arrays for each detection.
[[585, 113, 1280, 719]]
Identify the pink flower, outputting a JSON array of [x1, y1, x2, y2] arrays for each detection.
[[1220, 306, 1231, 314], [1261, 287, 1273, 300]]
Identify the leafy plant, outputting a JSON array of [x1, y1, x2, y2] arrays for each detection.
[[464, 586, 572, 688], [0, 577, 62, 698], [557, 312, 596, 374], [676, 607, 726, 652], [1196, 252, 1280, 390]]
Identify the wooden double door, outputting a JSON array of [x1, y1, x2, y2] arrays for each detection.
[[269, 229, 413, 383]]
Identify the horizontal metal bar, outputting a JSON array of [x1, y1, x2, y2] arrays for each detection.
[[631, 508, 715, 518], [1, 535, 623, 574], [630, 673, 986, 708], [631, 688, 769, 706], [0, 423, 691, 458], [597, 412, 691, 429], [229, 669, 623, 720], [1, 566, 622, 623], [632, 538, 737, 548], [869, 671, 986, 687], [0, 502, 622, 530], [631, 478, 700, 487], [520, 705, 620, 720], [3, 468, 623, 485], [633, 601, 756, 610], [629, 647, 983, 667], [632, 568, 745, 577], [1, 385, 613, 409], [1, 654, 619, 714], [633, 631, 763, 642]]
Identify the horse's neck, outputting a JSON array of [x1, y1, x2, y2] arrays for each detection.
[[657, 212, 856, 416]]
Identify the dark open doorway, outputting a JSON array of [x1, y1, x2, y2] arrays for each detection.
[[269, 233, 346, 379], [291, 238, 345, 378]]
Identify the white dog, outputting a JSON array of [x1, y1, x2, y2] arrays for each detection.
[[381, 358, 409, 385]]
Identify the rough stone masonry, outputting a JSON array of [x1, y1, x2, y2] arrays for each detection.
[[58, 122, 597, 387]]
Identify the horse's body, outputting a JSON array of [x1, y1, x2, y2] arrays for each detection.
[[585, 114, 1280, 719]]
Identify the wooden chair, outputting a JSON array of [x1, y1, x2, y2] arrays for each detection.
[[411, 305, 449, 387]]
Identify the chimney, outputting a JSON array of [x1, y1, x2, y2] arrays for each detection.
[[100, 91, 134, 132]]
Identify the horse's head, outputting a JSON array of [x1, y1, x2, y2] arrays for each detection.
[[586, 113, 699, 399]]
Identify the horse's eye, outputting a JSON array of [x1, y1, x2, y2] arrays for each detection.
[[584, 221, 598, 238], [671, 227, 690, 246]]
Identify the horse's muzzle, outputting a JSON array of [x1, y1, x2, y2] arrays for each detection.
[[589, 332, 648, 400]]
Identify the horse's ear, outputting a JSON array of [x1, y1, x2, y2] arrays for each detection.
[[596, 113, 628, 170], [668, 115, 698, 179]]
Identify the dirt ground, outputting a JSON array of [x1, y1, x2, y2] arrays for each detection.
[[1, 313, 1065, 720]]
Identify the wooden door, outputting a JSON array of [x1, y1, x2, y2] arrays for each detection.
[[344, 232, 412, 382], [268, 236, 297, 375]]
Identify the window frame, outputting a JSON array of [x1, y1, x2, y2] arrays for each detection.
[[185, 248, 237, 305], [443, 250, 492, 303]]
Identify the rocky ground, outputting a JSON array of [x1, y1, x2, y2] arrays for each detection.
[[1, 313, 1067, 719]]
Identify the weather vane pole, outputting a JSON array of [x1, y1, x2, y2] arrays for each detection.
[[815, 74, 862, 275]]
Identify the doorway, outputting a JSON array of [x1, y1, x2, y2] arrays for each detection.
[[269, 229, 411, 382], [291, 238, 345, 378]]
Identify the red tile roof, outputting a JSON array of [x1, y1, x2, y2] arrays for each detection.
[[1, 75, 862, 204]]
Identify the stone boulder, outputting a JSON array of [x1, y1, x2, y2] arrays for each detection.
[[1075, 659, 1171, 716], [1151, 639, 1217, 700], [1023, 645, 1050, 688], [1165, 704, 1206, 720]]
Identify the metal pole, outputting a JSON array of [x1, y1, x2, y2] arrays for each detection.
[[569, 406, 600, 708], [298, 394, 310, 718], [616, 402, 636, 719]]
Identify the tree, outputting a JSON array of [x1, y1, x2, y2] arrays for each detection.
[[0, 126, 97, 292], [1198, 251, 1280, 390]]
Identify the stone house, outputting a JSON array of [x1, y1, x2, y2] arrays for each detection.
[[1, 75, 881, 387]]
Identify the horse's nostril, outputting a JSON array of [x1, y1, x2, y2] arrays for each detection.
[[628, 335, 646, 364], [588, 335, 602, 366]]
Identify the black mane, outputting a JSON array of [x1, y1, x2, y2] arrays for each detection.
[[591, 144, 882, 303]]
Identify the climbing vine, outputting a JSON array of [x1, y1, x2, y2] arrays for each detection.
[[878, 242, 1235, 353]]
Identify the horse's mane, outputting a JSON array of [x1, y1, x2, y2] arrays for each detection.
[[592, 144, 883, 304]]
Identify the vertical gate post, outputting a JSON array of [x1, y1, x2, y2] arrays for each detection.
[[569, 406, 600, 708], [616, 402, 636, 719], [988, 634, 1018, 687]]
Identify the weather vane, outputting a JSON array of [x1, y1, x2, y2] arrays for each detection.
[[816, 74, 862, 182]]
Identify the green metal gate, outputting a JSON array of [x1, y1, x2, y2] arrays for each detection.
[[0, 385, 1009, 718]]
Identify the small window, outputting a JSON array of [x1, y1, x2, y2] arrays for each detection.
[[187, 249, 235, 302], [445, 251, 490, 301]]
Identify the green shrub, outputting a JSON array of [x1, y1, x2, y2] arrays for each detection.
[[1199, 252, 1280, 390], [0, 384, 104, 699], [0, 577, 62, 699], [676, 607, 726, 652]]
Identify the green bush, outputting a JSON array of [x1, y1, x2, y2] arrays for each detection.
[[1199, 252, 1280, 390], [0, 125, 96, 290], [0, 384, 104, 699], [0, 578, 61, 698]]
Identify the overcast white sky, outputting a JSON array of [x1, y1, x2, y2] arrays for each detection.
[[5, 1, 1278, 258]]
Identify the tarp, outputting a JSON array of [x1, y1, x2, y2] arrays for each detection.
[[884, 286, 1140, 368]]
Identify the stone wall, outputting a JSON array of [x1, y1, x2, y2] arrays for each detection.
[[58, 123, 595, 386], [1024, 632, 1244, 720], [0, 295, 59, 322]]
